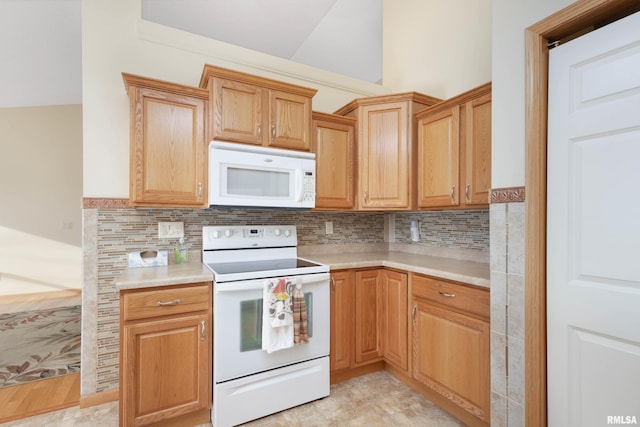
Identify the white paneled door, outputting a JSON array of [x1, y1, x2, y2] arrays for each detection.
[[547, 11, 640, 427]]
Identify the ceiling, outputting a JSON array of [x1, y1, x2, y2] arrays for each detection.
[[0, 0, 381, 108]]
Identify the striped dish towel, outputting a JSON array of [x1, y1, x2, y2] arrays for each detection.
[[292, 279, 309, 344]]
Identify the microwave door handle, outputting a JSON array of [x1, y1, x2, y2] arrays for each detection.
[[295, 169, 304, 202]]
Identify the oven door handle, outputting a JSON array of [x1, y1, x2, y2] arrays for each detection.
[[215, 272, 330, 293]]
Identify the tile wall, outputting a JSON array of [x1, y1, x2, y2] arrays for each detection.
[[489, 201, 525, 427], [81, 207, 490, 395]]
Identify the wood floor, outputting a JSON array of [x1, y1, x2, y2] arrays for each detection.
[[0, 373, 80, 423], [0, 289, 81, 314]]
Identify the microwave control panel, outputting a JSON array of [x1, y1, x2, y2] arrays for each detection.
[[303, 171, 315, 202]]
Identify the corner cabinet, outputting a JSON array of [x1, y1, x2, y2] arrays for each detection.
[[411, 274, 490, 426], [330, 270, 355, 373], [312, 112, 356, 210], [200, 65, 316, 151], [354, 269, 383, 364], [122, 73, 209, 208], [120, 282, 212, 427], [334, 93, 441, 210], [415, 83, 491, 209], [380, 270, 408, 372]]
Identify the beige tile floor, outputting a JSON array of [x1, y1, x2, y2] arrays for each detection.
[[1, 371, 464, 427]]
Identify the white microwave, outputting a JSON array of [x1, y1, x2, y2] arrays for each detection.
[[209, 141, 316, 209]]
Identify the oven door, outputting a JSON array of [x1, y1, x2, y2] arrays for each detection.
[[213, 272, 329, 383]]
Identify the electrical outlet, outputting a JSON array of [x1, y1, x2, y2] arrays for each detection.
[[325, 221, 333, 235], [158, 222, 184, 239]]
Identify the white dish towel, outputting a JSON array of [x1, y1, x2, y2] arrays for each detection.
[[262, 278, 294, 353]]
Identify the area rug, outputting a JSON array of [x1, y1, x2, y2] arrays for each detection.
[[0, 305, 81, 387]]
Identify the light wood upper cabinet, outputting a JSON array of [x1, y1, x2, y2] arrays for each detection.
[[463, 92, 492, 205], [335, 93, 441, 210], [312, 112, 356, 210], [330, 270, 355, 373], [417, 106, 461, 207], [123, 73, 209, 208], [120, 282, 212, 427], [200, 65, 316, 151], [416, 83, 491, 209], [212, 77, 265, 144]]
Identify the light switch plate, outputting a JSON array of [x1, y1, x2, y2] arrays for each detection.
[[158, 222, 184, 239]]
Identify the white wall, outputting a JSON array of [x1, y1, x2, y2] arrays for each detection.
[[382, 0, 492, 99], [491, 0, 575, 188], [82, 0, 389, 198], [0, 105, 82, 295]]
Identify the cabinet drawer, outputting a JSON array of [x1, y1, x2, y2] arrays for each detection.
[[122, 282, 210, 321], [411, 274, 488, 319]]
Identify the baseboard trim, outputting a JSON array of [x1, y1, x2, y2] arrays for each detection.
[[79, 389, 119, 408]]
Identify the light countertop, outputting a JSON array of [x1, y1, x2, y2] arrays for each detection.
[[303, 251, 489, 288], [115, 250, 489, 291], [115, 262, 213, 291]]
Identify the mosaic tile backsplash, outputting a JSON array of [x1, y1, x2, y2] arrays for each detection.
[[88, 207, 488, 392], [395, 210, 489, 251]]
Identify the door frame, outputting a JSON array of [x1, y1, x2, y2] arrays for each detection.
[[524, 0, 640, 425]]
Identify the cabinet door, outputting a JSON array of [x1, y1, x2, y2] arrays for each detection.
[[212, 77, 266, 145], [312, 115, 355, 209], [380, 270, 408, 371], [358, 102, 410, 209], [354, 270, 382, 364], [130, 87, 207, 207], [122, 313, 210, 426], [417, 106, 460, 208], [412, 300, 490, 423], [330, 271, 355, 372], [269, 90, 312, 151], [463, 93, 491, 206]]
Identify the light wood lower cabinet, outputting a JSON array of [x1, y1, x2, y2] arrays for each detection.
[[330, 270, 354, 372], [380, 270, 408, 372], [120, 282, 212, 427], [411, 273, 490, 425], [330, 269, 408, 373], [354, 269, 382, 364]]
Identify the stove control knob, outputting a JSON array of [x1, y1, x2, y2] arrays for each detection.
[[274, 229, 282, 236], [224, 229, 233, 238], [211, 230, 220, 239], [284, 229, 291, 237]]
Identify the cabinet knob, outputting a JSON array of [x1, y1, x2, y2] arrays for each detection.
[[465, 184, 470, 202], [201, 320, 206, 341], [450, 184, 456, 203], [197, 181, 203, 199], [411, 304, 417, 323], [363, 190, 368, 204], [271, 124, 276, 142], [331, 277, 336, 292], [257, 124, 262, 141]]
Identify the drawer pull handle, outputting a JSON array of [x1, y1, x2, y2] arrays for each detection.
[[438, 291, 456, 298], [201, 320, 206, 341], [156, 299, 181, 306]]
